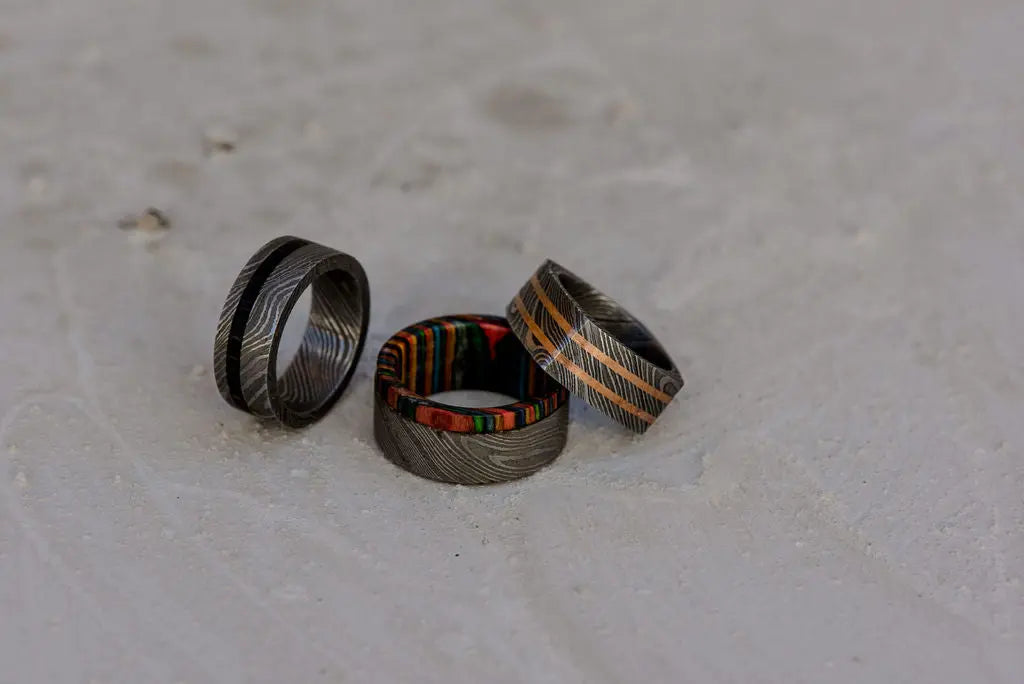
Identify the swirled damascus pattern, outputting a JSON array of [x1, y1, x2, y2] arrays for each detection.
[[506, 260, 684, 433], [374, 395, 568, 485], [213, 236, 370, 428], [372, 314, 570, 484]]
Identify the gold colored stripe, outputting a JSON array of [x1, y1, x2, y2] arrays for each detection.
[[424, 324, 434, 394], [530, 275, 672, 404], [397, 330, 417, 389], [444, 320, 456, 392], [512, 296, 655, 425]]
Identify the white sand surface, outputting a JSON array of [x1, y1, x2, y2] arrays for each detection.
[[1, 1, 1022, 681]]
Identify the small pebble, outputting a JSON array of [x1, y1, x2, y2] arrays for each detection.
[[202, 125, 239, 155], [118, 207, 171, 232]]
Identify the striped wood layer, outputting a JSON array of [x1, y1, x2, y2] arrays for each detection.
[[375, 314, 568, 433]]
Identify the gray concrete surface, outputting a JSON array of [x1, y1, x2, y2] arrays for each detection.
[[2, 0, 1023, 681]]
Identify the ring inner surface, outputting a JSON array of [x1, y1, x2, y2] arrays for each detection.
[[277, 268, 364, 417], [376, 315, 567, 433], [555, 270, 676, 371]]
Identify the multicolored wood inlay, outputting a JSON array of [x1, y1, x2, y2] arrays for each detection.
[[375, 315, 569, 434]]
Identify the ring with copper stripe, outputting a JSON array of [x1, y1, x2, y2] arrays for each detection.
[[511, 296, 657, 425], [528, 275, 674, 404], [506, 260, 683, 433]]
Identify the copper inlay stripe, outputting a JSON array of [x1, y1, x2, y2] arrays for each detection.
[[529, 275, 672, 404], [512, 296, 655, 425]]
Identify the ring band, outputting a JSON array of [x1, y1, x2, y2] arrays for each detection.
[[373, 315, 570, 484], [507, 260, 683, 433], [214, 236, 370, 428]]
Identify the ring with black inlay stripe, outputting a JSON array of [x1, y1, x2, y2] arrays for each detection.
[[213, 236, 370, 428]]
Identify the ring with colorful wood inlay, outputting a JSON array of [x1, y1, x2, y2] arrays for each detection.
[[507, 260, 683, 433], [373, 314, 570, 484]]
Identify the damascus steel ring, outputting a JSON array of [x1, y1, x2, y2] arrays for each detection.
[[507, 260, 683, 433], [374, 315, 570, 485], [214, 236, 370, 428]]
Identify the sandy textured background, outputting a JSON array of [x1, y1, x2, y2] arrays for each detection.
[[2, 0, 1023, 681]]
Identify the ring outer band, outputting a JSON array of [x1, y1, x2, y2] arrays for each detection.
[[506, 259, 683, 433], [374, 394, 569, 485], [213, 236, 371, 428], [372, 314, 570, 484]]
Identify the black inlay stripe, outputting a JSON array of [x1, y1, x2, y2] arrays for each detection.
[[225, 239, 307, 409]]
